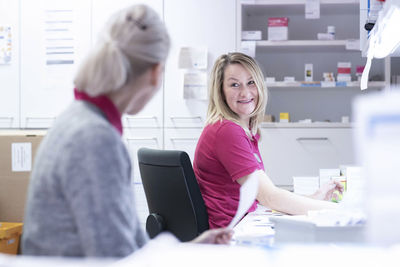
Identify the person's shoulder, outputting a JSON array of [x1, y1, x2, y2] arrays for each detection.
[[54, 102, 119, 145], [215, 119, 246, 137]]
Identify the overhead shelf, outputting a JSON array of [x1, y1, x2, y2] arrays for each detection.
[[265, 81, 386, 88], [241, 0, 358, 5], [256, 40, 350, 47]]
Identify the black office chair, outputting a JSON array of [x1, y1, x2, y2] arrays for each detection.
[[137, 148, 209, 242]]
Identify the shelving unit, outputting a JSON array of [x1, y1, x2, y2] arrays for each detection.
[[237, 0, 388, 123]]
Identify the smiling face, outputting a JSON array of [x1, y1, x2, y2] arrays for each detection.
[[222, 63, 259, 126]]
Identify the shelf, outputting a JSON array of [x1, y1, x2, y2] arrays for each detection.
[[257, 40, 349, 47], [260, 122, 353, 128], [250, 40, 361, 53], [265, 81, 386, 88], [241, 0, 359, 5]]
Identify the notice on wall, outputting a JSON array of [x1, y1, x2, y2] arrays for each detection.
[[44, 7, 75, 65], [11, 143, 32, 172], [178, 47, 208, 69], [0, 25, 12, 64], [40, 0, 82, 91], [240, 41, 256, 58], [183, 72, 208, 100]]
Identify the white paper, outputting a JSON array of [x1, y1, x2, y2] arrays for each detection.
[[44, 4, 75, 66], [305, 0, 320, 19], [346, 39, 361, 50], [12, 143, 32, 172], [183, 72, 208, 100], [0, 25, 12, 64], [178, 47, 207, 69], [40, 1, 81, 92], [240, 41, 256, 58], [228, 173, 259, 229]]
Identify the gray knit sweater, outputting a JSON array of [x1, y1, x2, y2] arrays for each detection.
[[22, 101, 148, 257]]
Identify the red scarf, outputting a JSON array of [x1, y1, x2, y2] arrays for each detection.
[[74, 88, 123, 135]]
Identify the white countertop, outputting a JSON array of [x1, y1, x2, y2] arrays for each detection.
[[260, 122, 353, 128]]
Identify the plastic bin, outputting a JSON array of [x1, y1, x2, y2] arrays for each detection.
[[0, 222, 23, 254]]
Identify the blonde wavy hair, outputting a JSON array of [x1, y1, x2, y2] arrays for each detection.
[[74, 4, 170, 96], [206, 52, 267, 137]]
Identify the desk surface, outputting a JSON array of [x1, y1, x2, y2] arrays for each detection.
[[233, 205, 366, 246], [233, 205, 280, 247]]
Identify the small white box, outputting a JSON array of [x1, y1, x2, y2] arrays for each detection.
[[242, 31, 262, 40], [319, 169, 340, 186], [305, 64, 313, 82], [265, 77, 276, 83], [317, 33, 334, 40], [337, 74, 352, 82], [268, 17, 289, 41], [293, 176, 319, 195], [283, 76, 295, 82]]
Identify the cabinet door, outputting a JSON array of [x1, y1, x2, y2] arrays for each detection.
[[164, 0, 236, 128], [20, 0, 91, 128], [123, 127, 163, 229], [164, 128, 202, 163], [123, 128, 163, 184], [0, 0, 19, 128], [259, 127, 355, 186], [93, 0, 164, 128]]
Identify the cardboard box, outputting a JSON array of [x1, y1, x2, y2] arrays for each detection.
[[0, 131, 45, 222], [0, 222, 23, 254]]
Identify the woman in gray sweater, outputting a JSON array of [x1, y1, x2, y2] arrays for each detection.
[[22, 4, 231, 258]]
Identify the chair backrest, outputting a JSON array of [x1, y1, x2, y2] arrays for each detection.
[[137, 148, 209, 242]]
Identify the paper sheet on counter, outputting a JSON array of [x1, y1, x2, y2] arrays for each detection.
[[228, 173, 259, 229]]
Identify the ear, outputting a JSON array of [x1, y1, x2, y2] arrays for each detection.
[[149, 63, 163, 87]]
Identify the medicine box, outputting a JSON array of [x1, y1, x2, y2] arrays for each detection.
[[0, 222, 23, 254], [242, 31, 262, 40], [268, 17, 288, 41], [279, 113, 290, 123], [293, 176, 319, 195], [304, 64, 313, 82]]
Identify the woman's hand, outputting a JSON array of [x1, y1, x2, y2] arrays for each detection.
[[190, 228, 233, 245], [310, 180, 344, 201]]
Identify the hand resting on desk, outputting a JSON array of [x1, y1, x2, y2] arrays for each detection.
[[191, 228, 233, 245]]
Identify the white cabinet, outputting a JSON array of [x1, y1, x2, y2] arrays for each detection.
[[163, 0, 236, 128], [0, 0, 19, 128], [20, 0, 92, 128], [238, 0, 388, 123], [259, 124, 355, 186], [123, 128, 163, 184], [164, 128, 203, 163]]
